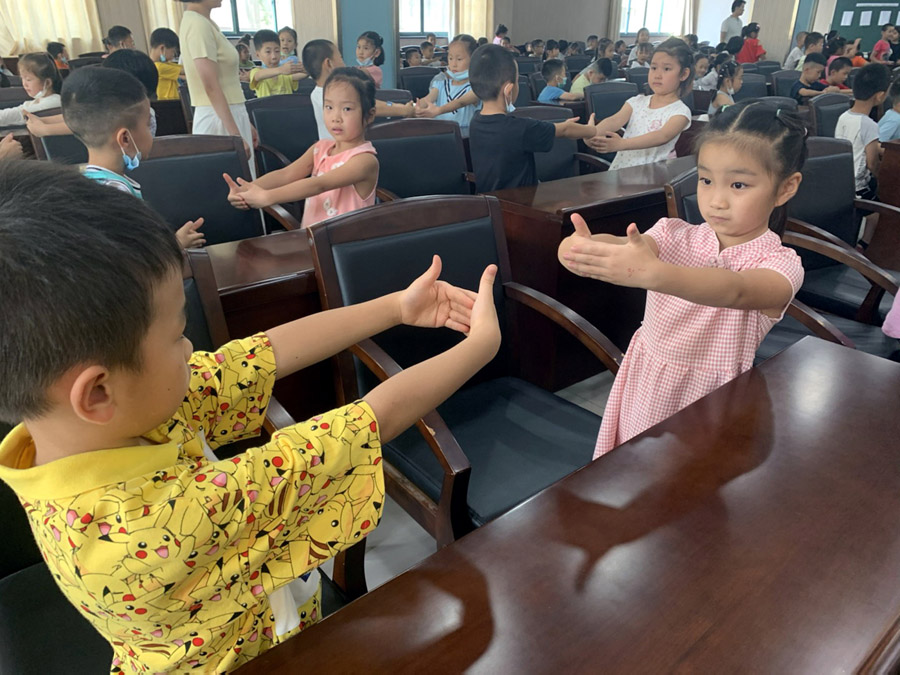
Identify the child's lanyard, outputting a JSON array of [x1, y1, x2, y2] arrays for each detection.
[[443, 78, 470, 115]]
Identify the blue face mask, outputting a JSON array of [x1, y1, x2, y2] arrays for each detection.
[[449, 69, 469, 81], [506, 102, 516, 113], [560, 76, 567, 86], [122, 147, 142, 171], [60, 56, 68, 64], [159, 53, 166, 62], [358, 57, 374, 67]]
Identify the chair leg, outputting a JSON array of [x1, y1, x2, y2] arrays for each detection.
[[331, 539, 368, 600]]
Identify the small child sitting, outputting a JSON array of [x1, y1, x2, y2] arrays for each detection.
[[878, 75, 900, 141], [692, 54, 710, 89], [249, 29, 306, 97], [0, 53, 61, 127], [570, 58, 613, 96], [784, 31, 807, 70], [796, 31, 824, 70], [468, 44, 600, 192], [356, 30, 385, 88], [278, 26, 300, 65], [236, 42, 255, 70], [62, 68, 204, 248], [631, 42, 653, 68], [46, 41, 69, 71], [709, 61, 742, 114], [0, 158, 501, 674], [695, 52, 731, 90], [414, 34, 482, 133], [531, 39, 545, 59], [816, 56, 853, 92], [835, 63, 891, 199], [420, 41, 442, 66], [538, 59, 583, 102], [224, 67, 379, 228], [627, 27, 652, 64], [149, 27, 184, 101], [790, 53, 839, 102], [544, 39, 560, 60], [405, 46, 423, 67]]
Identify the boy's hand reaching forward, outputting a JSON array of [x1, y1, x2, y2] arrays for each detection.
[[398, 255, 478, 332], [175, 218, 206, 249]]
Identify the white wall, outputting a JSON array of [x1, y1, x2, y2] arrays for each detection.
[[748, 0, 797, 65], [293, 0, 338, 45], [811, 0, 836, 34], [496, 0, 610, 44], [95, 0, 149, 52]]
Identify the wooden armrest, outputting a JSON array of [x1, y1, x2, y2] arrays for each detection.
[[786, 217, 858, 251], [783, 232, 899, 296], [349, 339, 471, 477], [255, 142, 291, 171], [262, 396, 297, 435], [785, 299, 854, 348], [854, 199, 900, 221], [375, 187, 399, 202], [503, 282, 624, 373], [574, 152, 611, 171], [262, 203, 302, 230]]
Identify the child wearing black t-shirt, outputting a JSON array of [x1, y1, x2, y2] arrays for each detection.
[[468, 44, 599, 192]]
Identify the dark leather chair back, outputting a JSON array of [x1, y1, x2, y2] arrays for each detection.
[[398, 66, 441, 100], [375, 89, 413, 103], [691, 89, 715, 114], [151, 98, 189, 135], [182, 248, 231, 353], [624, 66, 649, 92], [664, 167, 704, 223], [245, 93, 317, 175], [296, 77, 315, 95], [565, 54, 592, 76], [584, 81, 638, 123], [178, 82, 194, 130], [512, 106, 578, 181], [515, 56, 541, 74], [309, 196, 510, 394], [846, 67, 861, 89], [788, 137, 857, 268], [0, 87, 28, 110], [131, 135, 264, 245], [68, 57, 102, 69], [771, 69, 802, 98], [741, 63, 759, 73], [809, 93, 851, 137], [514, 76, 532, 108], [528, 71, 546, 99], [366, 119, 470, 198], [32, 134, 88, 164], [756, 60, 781, 77], [733, 73, 768, 101]]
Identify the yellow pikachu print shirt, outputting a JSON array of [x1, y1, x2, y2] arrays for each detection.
[[0, 334, 384, 673]]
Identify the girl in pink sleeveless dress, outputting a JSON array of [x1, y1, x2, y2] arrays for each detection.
[[559, 101, 808, 459], [223, 67, 378, 227]]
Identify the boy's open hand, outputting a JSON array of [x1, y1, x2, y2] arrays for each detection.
[[398, 255, 478, 332], [589, 131, 623, 153], [176, 218, 206, 249], [563, 222, 657, 288]]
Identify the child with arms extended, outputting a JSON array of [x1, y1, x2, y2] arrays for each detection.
[[149, 28, 184, 100], [415, 34, 482, 133], [0, 159, 500, 673], [560, 101, 806, 457], [356, 30, 385, 87], [279, 26, 300, 65], [224, 67, 378, 227], [249, 29, 306, 97], [587, 38, 693, 170], [63, 68, 204, 248]]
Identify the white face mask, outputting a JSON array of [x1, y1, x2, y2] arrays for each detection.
[[726, 86, 735, 95]]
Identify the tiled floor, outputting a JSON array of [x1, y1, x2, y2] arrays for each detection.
[[351, 371, 616, 587]]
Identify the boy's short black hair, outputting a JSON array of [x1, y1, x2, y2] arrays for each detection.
[[62, 67, 148, 148], [150, 27, 179, 50], [470, 43, 517, 101], [406, 46, 422, 57], [46, 42, 65, 59], [731, 0, 745, 10], [103, 49, 159, 99], [420, 40, 434, 51], [829, 56, 852, 73], [637, 42, 654, 54], [805, 31, 824, 49], [253, 29, 280, 51], [531, 39, 544, 47], [541, 58, 565, 80], [107, 25, 132, 46], [0, 161, 182, 423], [301, 39, 336, 81], [882, 22, 896, 32], [852, 63, 890, 100], [546, 39, 559, 51], [803, 52, 827, 68]]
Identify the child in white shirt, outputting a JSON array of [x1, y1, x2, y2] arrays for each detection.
[[0, 53, 62, 127]]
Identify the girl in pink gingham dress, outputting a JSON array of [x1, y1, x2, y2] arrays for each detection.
[[223, 68, 378, 227], [560, 101, 808, 459]]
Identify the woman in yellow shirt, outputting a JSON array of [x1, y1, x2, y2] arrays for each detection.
[[150, 28, 184, 100]]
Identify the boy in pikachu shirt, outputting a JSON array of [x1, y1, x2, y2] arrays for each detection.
[[0, 162, 501, 673]]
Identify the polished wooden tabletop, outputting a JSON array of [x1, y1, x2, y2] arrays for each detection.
[[488, 155, 696, 217], [238, 338, 900, 673]]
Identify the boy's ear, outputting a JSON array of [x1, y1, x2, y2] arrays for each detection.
[[69, 365, 116, 425], [775, 171, 803, 207], [114, 127, 132, 150]]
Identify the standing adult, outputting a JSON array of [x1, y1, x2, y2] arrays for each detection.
[[179, 0, 257, 163], [720, 0, 745, 45]]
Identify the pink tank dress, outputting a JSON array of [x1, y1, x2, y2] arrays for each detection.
[[594, 218, 804, 459], [300, 140, 378, 228]]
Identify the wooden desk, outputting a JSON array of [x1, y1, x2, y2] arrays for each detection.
[[204, 230, 336, 421], [490, 155, 696, 389], [237, 338, 900, 674]]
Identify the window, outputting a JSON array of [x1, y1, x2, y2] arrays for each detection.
[[399, 0, 451, 35], [619, 0, 684, 35], [211, 0, 294, 35]]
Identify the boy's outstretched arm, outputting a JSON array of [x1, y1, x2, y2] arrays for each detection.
[[365, 264, 500, 442], [265, 255, 479, 380]]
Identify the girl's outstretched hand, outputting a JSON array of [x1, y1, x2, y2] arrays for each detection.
[[467, 264, 501, 356], [588, 131, 623, 153], [414, 99, 439, 118], [398, 255, 478, 332], [223, 173, 270, 209], [563, 223, 658, 289]]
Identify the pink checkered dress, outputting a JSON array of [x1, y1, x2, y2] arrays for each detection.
[[594, 218, 804, 459]]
